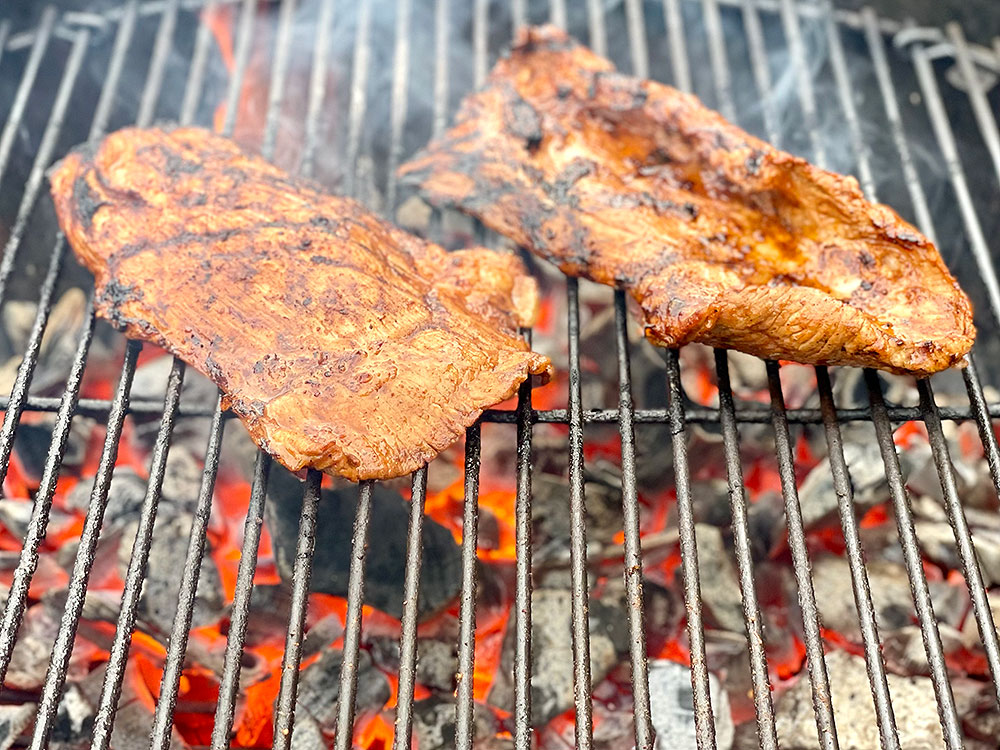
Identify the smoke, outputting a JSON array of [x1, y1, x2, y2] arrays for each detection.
[[46, 0, 983, 262]]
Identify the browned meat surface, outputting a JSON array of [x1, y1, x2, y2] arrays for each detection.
[[49, 126, 551, 481], [399, 25, 975, 376]]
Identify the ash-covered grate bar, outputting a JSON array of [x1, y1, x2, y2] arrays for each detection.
[[714, 351, 778, 749], [210, 452, 272, 750], [664, 348, 716, 750], [91, 359, 186, 750], [566, 278, 595, 749], [765, 361, 839, 750]]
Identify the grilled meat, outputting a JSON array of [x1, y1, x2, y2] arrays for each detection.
[[50, 126, 551, 481], [399, 25, 975, 376]]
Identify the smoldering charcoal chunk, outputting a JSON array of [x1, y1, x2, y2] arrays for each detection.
[[686, 524, 744, 633], [66, 468, 148, 529], [265, 466, 462, 619], [488, 588, 627, 725], [797, 435, 890, 530], [775, 650, 945, 748], [370, 636, 459, 693], [648, 659, 734, 750], [50, 683, 94, 744], [411, 695, 498, 750], [118, 513, 224, 630], [289, 712, 324, 749], [295, 648, 390, 728]]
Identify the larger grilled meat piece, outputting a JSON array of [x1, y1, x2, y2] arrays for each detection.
[[399, 26, 975, 376], [50, 127, 551, 481]]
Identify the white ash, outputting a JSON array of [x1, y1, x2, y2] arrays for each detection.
[[689, 524, 745, 634], [774, 650, 944, 749], [648, 658, 734, 750]]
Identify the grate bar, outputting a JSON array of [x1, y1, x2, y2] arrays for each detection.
[[817, 369, 901, 749], [0, 20, 11, 72], [860, 9, 935, 242], [586, 0, 606, 56], [864, 370, 965, 748], [662, 0, 691, 92], [178, 0, 216, 127], [779, 0, 824, 165], [918, 380, 1000, 702], [701, 0, 736, 121], [624, 0, 648, 78], [263, 3, 326, 741], [27, 340, 141, 749], [473, 0, 488, 88], [613, 292, 654, 749], [0, 25, 88, 307], [261, 0, 295, 159], [0, 6, 55, 188], [861, 9, 1000, 709], [262, 0, 297, 160], [824, 11, 876, 198], [780, 10, 928, 747], [665, 348, 716, 750], [17, 4, 143, 742], [145, 23, 228, 738], [962, 354, 1000, 506], [343, 0, 372, 196], [739, 0, 778, 143], [566, 278, 594, 749], [765, 362, 839, 750], [0, 1, 133, 699], [714, 351, 778, 749], [272, 469, 322, 750], [135, 0, 179, 126], [905, 34, 1000, 325], [220, 0, 257, 137], [392, 466, 429, 750], [825, 12, 968, 743], [91, 359, 186, 750], [210, 453, 273, 750], [512, 330, 535, 750], [1, 296, 95, 710], [550, 0, 567, 34], [332, 481, 375, 750], [511, 0, 526, 32], [0, 238, 67, 484], [696, 16, 780, 744], [454, 424, 481, 750], [943, 21, 1000, 507], [149, 397, 226, 750], [3, 393, 999, 425], [300, 0, 336, 178], [432, 0, 450, 139], [386, 0, 412, 211]]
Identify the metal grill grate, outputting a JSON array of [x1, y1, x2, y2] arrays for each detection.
[[0, 1, 998, 749]]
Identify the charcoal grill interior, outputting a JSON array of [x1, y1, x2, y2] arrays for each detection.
[[1, 0, 1000, 748]]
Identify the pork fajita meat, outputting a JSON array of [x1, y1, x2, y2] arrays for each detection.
[[399, 25, 975, 376], [49, 126, 551, 481]]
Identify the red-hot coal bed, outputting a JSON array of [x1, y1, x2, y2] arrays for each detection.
[[1, 2, 1000, 750]]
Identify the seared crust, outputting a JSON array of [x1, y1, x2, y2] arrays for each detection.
[[50, 126, 551, 481], [399, 25, 975, 376]]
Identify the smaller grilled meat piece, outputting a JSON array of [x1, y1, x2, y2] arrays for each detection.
[[50, 127, 551, 481], [400, 25, 975, 376]]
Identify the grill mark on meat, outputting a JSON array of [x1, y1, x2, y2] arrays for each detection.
[[399, 25, 975, 376], [50, 126, 552, 481]]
